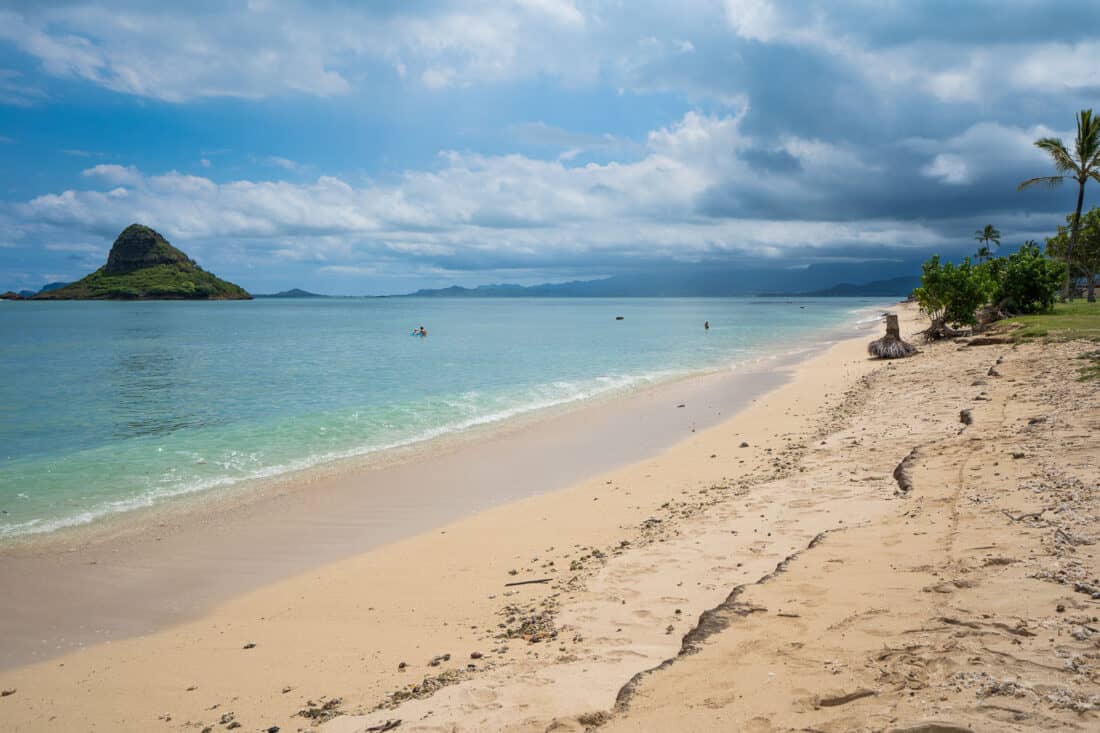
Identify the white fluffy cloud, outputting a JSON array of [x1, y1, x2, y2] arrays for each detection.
[[0, 1, 1094, 111], [81, 164, 143, 186], [0, 2, 601, 101], [3, 0, 1096, 289], [15, 109, 967, 273]]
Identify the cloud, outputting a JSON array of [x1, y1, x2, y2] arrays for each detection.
[[0, 2, 594, 101], [13, 110, 1078, 283], [0, 67, 46, 106], [81, 164, 143, 186], [256, 155, 299, 171], [515, 0, 584, 27], [44, 241, 105, 254], [3, 1, 1099, 289], [911, 122, 1058, 187], [0, 0, 1095, 118]]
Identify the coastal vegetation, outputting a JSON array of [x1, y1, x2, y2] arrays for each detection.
[[1046, 207, 1100, 303], [913, 244, 1063, 338], [1018, 108, 1100, 302], [915, 107, 1100, 336], [34, 224, 250, 300]]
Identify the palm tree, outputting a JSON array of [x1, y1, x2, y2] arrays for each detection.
[[1019, 109, 1100, 301], [974, 225, 1000, 262]]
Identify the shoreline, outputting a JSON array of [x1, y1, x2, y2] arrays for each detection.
[[0, 304, 890, 672], [0, 300, 886, 551], [6, 302, 1047, 733]]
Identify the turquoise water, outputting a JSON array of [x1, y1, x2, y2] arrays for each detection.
[[0, 297, 883, 539]]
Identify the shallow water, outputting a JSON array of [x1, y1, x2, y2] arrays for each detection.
[[0, 297, 884, 538]]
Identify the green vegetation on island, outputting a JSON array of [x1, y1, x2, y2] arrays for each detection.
[[34, 224, 250, 300]]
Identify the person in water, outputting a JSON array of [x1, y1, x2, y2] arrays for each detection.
[[418, 326, 427, 336], [704, 320, 710, 330]]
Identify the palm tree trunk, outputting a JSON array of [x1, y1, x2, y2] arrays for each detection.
[[1067, 180, 1086, 300]]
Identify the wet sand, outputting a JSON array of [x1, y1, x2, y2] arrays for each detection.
[[0, 322, 866, 671]]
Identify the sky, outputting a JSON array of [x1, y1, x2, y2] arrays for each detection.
[[1, 0, 1099, 295]]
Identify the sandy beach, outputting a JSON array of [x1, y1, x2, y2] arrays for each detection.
[[1, 302, 1097, 732]]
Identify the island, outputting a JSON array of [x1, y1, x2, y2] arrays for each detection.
[[253, 288, 325, 298], [33, 224, 251, 300]]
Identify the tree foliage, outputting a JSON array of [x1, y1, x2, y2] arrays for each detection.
[[1046, 207, 1100, 300], [994, 243, 1064, 314], [913, 256, 989, 329], [915, 241, 1063, 337]]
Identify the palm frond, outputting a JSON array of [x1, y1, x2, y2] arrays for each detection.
[[1075, 109, 1100, 163], [1018, 175, 1064, 190], [1035, 137, 1078, 173], [1084, 147, 1100, 173]]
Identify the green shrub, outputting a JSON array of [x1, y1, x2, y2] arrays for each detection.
[[913, 255, 988, 328], [995, 243, 1063, 314]]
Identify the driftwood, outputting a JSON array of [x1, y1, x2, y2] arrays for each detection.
[[504, 578, 553, 587], [920, 316, 965, 341], [868, 314, 917, 359]]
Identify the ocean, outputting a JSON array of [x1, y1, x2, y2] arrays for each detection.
[[0, 297, 885, 539]]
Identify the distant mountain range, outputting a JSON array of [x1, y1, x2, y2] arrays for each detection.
[[5, 281, 70, 299], [254, 288, 326, 298], [799, 276, 920, 297], [405, 263, 921, 298], [5, 260, 921, 302]]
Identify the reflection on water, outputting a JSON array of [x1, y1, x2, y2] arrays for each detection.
[[109, 310, 205, 438]]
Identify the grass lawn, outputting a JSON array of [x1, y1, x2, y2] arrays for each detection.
[[998, 300, 1100, 380], [1001, 300, 1100, 342]]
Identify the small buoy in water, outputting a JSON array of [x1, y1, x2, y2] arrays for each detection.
[[615, 316, 624, 320]]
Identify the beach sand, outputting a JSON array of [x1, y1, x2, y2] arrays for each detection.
[[1, 302, 1097, 732]]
